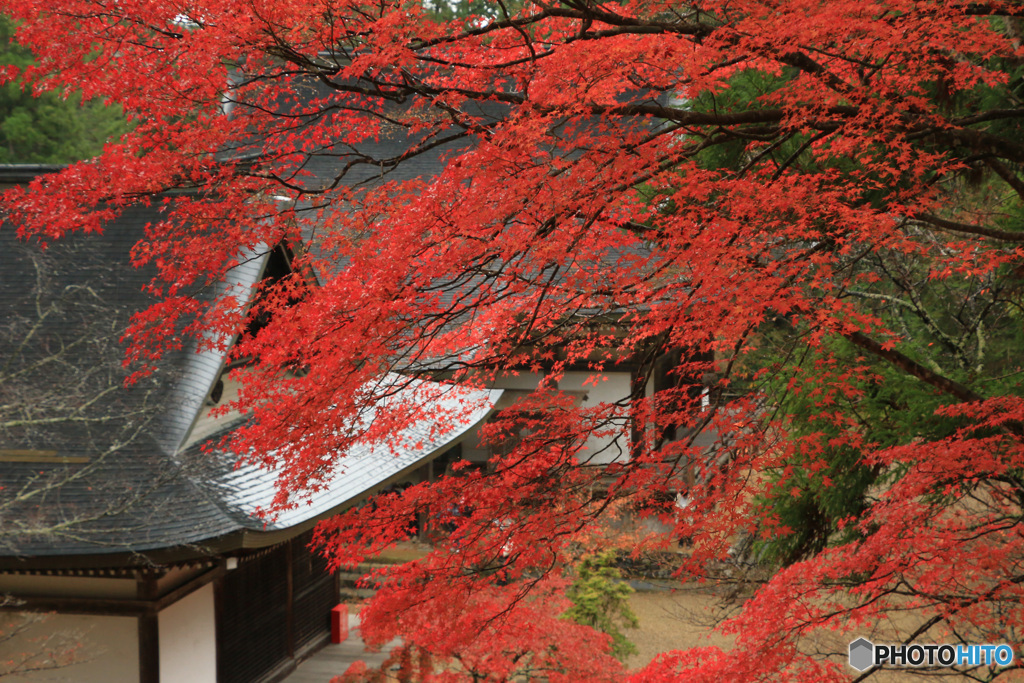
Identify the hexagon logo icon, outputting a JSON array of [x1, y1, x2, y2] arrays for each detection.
[[849, 638, 874, 671]]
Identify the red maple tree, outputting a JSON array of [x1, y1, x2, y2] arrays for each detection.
[[4, 0, 1024, 678]]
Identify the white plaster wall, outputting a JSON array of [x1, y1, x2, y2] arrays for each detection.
[[158, 583, 216, 683], [484, 370, 634, 464], [489, 372, 547, 392], [0, 613, 137, 682], [464, 385, 541, 462], [561, 371, 633, 465]]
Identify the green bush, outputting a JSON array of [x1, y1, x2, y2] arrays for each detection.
[[564, 552, 639, 661]]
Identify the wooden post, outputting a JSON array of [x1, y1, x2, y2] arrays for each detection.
[[137, 576, 160, 683]]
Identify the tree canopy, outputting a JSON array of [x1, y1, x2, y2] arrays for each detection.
[[2, 0, 1024, 679]]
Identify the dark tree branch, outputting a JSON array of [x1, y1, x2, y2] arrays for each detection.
[[844, 330, 982, 403], [913, 213, 1024, 242]]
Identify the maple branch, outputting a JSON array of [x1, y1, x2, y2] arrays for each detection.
[[912, 213, 1024, 242], [769, 130, 832, 181], [984, 156, 1024, 202], [963, 3, 1024, 17], [920, 126, 1024, 164], [842, 290, 962, 369], [776, 49, 856, 96], [843, 330, 982, 403], [952, 108, 1024, 128]]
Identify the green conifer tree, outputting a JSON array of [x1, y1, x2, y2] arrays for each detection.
[[563, 552, 639, 661], [0, 16, 127, 163]]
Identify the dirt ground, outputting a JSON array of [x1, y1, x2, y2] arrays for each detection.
[[623, 587, 1024, 681], [375, 543, 1024, 681], [625, 587, 735, 670]]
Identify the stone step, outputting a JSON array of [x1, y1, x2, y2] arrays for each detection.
[[337, 562, 389, 579], [338, 586, 376, 601], [337, 562, 394, 597]]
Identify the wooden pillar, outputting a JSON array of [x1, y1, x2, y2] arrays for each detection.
[[213, 572, 226, 683], [137, 577, 160, 683], [286, 540, 295, 658], [630, 368, 644, 461]]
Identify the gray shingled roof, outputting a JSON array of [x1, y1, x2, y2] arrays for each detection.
[[0, 191, 245, 558], [0, 167, 499, 563]]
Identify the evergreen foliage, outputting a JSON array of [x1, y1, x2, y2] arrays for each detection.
[[0, 16, 126, 163], [564, 552, 639, 662]]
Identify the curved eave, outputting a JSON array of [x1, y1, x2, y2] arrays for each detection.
[[0, 385, 502, 571]]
